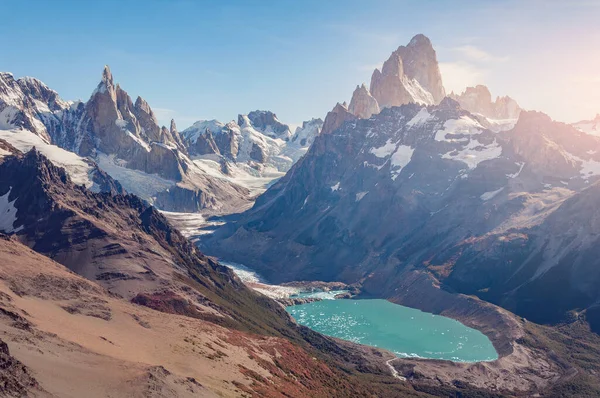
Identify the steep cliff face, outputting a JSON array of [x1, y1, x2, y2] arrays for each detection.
[[370, 34, 445, 109], [349, 84, 380, 119], [321, 102, 356, 135], [203, 99, 600, 327]]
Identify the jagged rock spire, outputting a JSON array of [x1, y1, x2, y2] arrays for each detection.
[[349, 84, 380, 119], [321, 102, 356, 135], [370, 34, 445, 109], [102, 65, 113, 85]]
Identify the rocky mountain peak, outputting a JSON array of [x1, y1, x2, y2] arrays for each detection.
[[102, 65, 113, 86], [437, 97, 461, 111], [170, 119, 177, 135], [369, 34, 444, 109], [240, 110, 292, 140], [407, 33, 432, 48], [134, 96, 153, 115], [349, 84, 380, 119], [321, 102, 356, 135], [449, 85, 521, 120], [0, 71, 71, 142]]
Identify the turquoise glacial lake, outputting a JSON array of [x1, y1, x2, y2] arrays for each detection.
[[286, 299, 498, 362]]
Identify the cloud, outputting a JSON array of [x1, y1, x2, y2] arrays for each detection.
[[439, 62, 488, 94], [451, 45, 509, 63]]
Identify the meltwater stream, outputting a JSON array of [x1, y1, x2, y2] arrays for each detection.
[[223, 261, 498, 362]]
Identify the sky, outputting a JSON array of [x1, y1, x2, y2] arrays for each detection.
[[2, 0, 600, 128]]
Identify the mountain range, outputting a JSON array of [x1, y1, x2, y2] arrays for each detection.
[[2, 31, 600, 397], [0, 66, 321, 214], [203, 34, 600, 335]]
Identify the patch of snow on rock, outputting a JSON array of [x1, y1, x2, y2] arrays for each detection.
[[441, 138, 502, 170], [435, 116, 484, 142], [0, 188, 22, 233], [407, 108, 431, 127], [356, 191, 368, 201], [507, 162, 525, 179], [370, 139, 396, 158], [480, 187, 504, 201], [390, 145, 414, 180]]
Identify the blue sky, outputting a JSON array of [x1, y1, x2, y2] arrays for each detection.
[[3, 0, 600, 128]]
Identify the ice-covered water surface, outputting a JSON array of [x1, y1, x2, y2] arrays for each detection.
[[220, 261, 349, 299], [220, 261, 265, 284], [220, 261, 300, 298], [290, 290, 349, 300], [286, 299, 498, 362]]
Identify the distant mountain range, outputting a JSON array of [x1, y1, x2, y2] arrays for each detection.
[[0, 67, 320, 213]]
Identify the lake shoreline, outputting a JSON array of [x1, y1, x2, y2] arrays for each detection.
[[220, 258, 565, 394]]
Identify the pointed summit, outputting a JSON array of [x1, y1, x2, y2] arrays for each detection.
[[407, 33, 432, 48], [321, 102, 356, 135], [349, 84, 380, 119], [370, 34, 445, 108], [102, 65, 113, 85]]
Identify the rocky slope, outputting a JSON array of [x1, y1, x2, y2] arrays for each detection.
[[202, 98, 600, 330], [0, 232, 428, 397], [0, 149, 468, 397], [0, 68, 251, 213]]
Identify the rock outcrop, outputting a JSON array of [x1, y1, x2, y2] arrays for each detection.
[[348, 84, 380, 119], [242, 110, 292, 141], [321, 102, 356, 135]]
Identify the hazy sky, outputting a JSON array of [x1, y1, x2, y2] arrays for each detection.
[[2, 0, 599, 128]]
